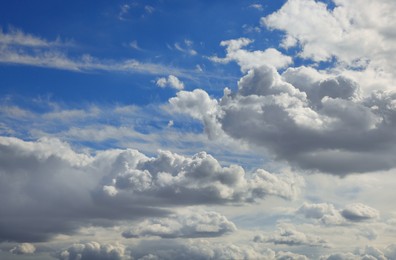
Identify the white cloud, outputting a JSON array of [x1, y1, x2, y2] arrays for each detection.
[[262, 0, 396, 93], [10, 243, 36, 255], [130, 239, 306, 260], [0, 136, 302, 242], [168, 64, 396, 175], [341, 203, 380, 222], [174, 40, 197, 56], [0, 27, 196, 79], [297, 202, 380, 225], [129, 40, 143, 51], [156, 75, 185, 90], [297, 202, 344, 225], [210, 38, 292, 72], [254, 223, 329, 248], [249, 4, 264, 11], [104, 149, 303, 204], [319, 244, 396, 260], [122, 208, 236, 238], [57, 241, 126, 260], [0, 27, 64, 47], [144, 5, 155, 14]]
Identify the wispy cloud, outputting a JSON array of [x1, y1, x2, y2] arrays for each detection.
[[0, 27, 196, 78]]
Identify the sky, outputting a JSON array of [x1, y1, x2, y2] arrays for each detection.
[[1, 0, 396, 259]]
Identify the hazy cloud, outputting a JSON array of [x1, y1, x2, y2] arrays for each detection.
[[254, 224, 329, 248], [297, 202, 344, 225], [57, 241, 126, 260], [122, 209, 236, 238], [341, 203, 380, 222], [10, 243, 36, 255], [0, 27, 194, 78]]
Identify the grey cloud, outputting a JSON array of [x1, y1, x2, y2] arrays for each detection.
[[122, 209, 236, 239], [276, 251, 309, 260], [357, 228, 378, 241], [169, 64, 396, 175], [131, 239, 308, 260], [297, 202, 344, 225], [341, 203, 380, 222], [0, 136, 301, 242], [319, 252, 360, 260], [57, 241, 126, 260], [297, 202, 380, 225], [319, 244, 396, 260], [254, 224, 329, 248]]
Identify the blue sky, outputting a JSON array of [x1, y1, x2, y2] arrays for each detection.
[[1, 0, 396, 259], [0, 0, 287, 105]]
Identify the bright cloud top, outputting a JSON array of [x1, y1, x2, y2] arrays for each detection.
[[169, 64, 396, 175]]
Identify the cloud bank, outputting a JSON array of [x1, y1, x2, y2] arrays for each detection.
[[0, 136, 301, 242]]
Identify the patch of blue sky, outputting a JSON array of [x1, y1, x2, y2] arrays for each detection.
[[0, 3, 293, 113]]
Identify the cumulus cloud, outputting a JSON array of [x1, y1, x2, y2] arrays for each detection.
[[169, 64, 396, 175], [297, 202, 344, 225], [0, 136, 302, 242], [319, 244, 396, 260], [10, 243, 36, 255], [262, 0, 396, 93], [131, 239, 308, 260], [102, 149, 303, 205], [276, 251, 309, 260], [341, 203, 380, 222], [254, 223, 329, 248], [156, 75, 184, 90], [122, 209, 236, 238], [209, 38, 292, 72], [57, 241, 126, 260], [297, 202, 380, 225]]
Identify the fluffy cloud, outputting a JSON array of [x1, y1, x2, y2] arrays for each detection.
[[262, 0, 396, 93], [0, 136, 302, 242], [131, 239, 308, 260], [319, 244, 396, 260], [262, 0, 394, 64], [102, 149, 303, 204], [276, 251, 309, 260], [210, 38, 292, 72], [169, 64, 396, 174], [10, 243, 36, 255], [156, 75, 184, 90], [57, 241, 126, 260], [297, 202, 344, 225], [254, 224, 329, 248], [341, 203, 380, 222], [122, 209, 236, 238], [297, 202, 380, 225]]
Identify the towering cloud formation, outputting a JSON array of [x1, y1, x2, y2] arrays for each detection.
[[169, 64, 396, 175]]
